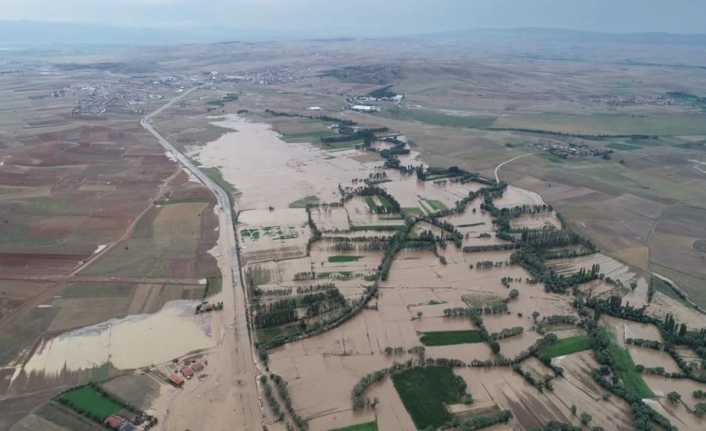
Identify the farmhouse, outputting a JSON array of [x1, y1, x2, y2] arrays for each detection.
[[182, 366, 195, 379], [192, 361, 205, 372], [169, 374, 185, 387], [104, 415, 124, 429]]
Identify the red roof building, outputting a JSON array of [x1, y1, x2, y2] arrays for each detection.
[[169, 374, 185, 387], [104, 415, 124, 429], [191, 361, 205, 372], [181, 367, 195, 379]]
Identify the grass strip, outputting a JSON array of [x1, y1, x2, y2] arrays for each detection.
[[419, 330, 484, 346], [329, 422, 378, 431], [328, 255, 363, 263], [540, 334, 592, 358]]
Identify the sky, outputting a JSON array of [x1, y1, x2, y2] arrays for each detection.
[[1, 0, 706, 39]]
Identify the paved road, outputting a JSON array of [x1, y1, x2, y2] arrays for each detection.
[[141, 89, 260, 431]]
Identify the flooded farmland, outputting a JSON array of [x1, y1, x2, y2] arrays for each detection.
[[186, 114, 706, 431]]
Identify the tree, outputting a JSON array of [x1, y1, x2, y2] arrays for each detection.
[[532, 311, 540, 323], [490, 341, 501, 354], [602, 393, 610, 401], [667, 391, 681, 404], [630, 281, 637, 291], [417, 311, 423, 319], [570, 404, 577, 415], [580, 412, 592, 425], [509, 289, 519, 299], [694, 402, 706, 418]]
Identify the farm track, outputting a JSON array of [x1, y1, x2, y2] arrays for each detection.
[[494, 152, 539, 183]]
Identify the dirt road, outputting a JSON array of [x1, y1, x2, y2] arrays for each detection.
[[142, 90, 261, 431], [494, 153, 539, 183]]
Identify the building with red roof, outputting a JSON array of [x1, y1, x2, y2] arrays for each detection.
[[104, 415, 124, 429], [191, 361, 205, 372], [169, 374, 185, 387], [181, 367, 195, 379]]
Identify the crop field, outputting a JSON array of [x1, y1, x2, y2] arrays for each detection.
[[330, 422, 378, 431], [391, 367, 465, 429], [57, 386, 122, 420], [419, 330, 483, 346], [539, 334, 592, 358]]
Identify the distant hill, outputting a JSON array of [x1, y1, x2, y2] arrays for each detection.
[[424, 27, 706, 45]]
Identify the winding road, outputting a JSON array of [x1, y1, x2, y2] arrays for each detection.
[[494, 152, 539, 183], [142, 89, 260, 431]]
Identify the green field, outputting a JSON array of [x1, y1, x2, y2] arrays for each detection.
[[329, 422, 378, 431], [391, 108, 497, 128], [540, 335, 592, 358], [328, 255, 363, 263], [457, 222, 486, 228], [154, 197, 212, 205], [601, 327, 653, 398], [607, 143, 642, 151], [350, 225, 404, 232], [32, 198, 69, 211], [58, 386, 122, 420], [289, 195, 320, 208], [282, 130, 339, 140], [401, 207, 423, 215], [392, 367, 465, 429], [420, 330, 483, 346], [422, 199, 448, 211]]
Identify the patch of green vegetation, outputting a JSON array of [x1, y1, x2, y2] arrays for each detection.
[[607, 143, 642, 151], [202, 167, 239, 205], [601, 327, 653, 398], [364, 274, 378, 282], [147, 258, 169, 277], [329, 422, 378, 431], [457, 222, 486, 228], [257, 325, 303, 344], [0, 306, 59, 366], [673, 142, 706, 150], [462, 294, 505, 309], [289, 195, 320, 208], [401, 207, 422, 215], [365, 196, 378, 211], [392, 366, 465, 429], [240, 228, 260, 240], [419, 330, 484, 346], [204, 276, 222, 297], [350, 225, 404, 232], [33, 198, 69, 211], [328, 255, 363, 263], [58, 386, 122, 420], [540, 153, 566, 163], [392, 108, 497, 128], [60, 283, 135, 299], [422, 199, 448, 211], [282, 130, 339, 140], [154, 197, 211, 205], [540, 335, 592, 358]]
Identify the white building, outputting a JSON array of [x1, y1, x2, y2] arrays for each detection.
[[350, 105, 381, 112]]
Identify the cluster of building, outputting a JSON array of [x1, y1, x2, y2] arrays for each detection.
[[529, 141, 604, 159], [595, 94, 692, 108], [168, 359, 207, 387], [103, 409, 142, 431], [349, 105, 381, 113]]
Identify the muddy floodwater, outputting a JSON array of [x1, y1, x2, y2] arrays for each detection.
[[22, 301, 214, 375]]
